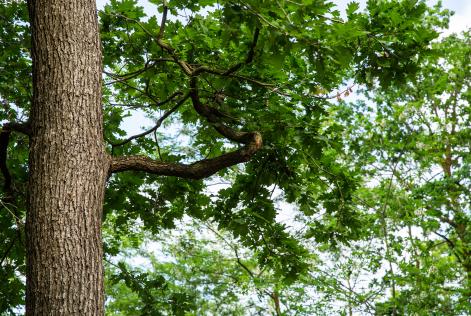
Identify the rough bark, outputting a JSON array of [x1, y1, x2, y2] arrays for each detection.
[[110, 131, 262, 179], [26, 0, 107, 314]]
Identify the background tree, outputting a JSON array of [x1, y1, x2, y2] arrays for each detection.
[[0, 0, 449, 314], [333, 31, 470, 314], [104, 220, 289, 315]]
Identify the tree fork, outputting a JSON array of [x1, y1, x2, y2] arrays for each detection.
[[26, 0, 108, 314]]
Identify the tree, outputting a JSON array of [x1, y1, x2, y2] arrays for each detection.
[[0, 0, 448, 314], [104, 220, 285, 315], [333, 31, 470, 314]]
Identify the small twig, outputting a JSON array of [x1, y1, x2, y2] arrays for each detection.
[[311, 84, 356, 100], [0, 199, 24, 226], [153, 129, 163, 161]]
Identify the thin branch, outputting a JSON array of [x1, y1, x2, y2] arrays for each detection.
[[154, 91, 185, 107], [110, 93, 189, 148], [157, 0, 168, 40], [204, 221, 257, 278], [312, 84, 356, 100], [239, 0, 282, 31], [103, 12, 194, 76], [104, 58, 174, 85], [153, 132, 163, 161], [109, 78, 162, 105], [433, 231, 464, 265], [0, 199, 24, 226], [223, 27, 260, 75], [235, 248, 256, 279], [439, 215, 458, 229], [108, 92, 183, 110]]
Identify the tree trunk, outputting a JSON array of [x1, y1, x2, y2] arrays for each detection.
[[26, 0, 107, 314]]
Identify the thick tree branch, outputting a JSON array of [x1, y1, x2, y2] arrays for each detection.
[[110, 77, 263, 178], [107, 83, 263, 180], [2, 122, 31, 136], [109, 132, 262, 179], [107, 12, 264, 178], [105, 77, 263, 179]]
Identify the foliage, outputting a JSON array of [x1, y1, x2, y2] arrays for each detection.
[[0, 0, 456, 314], [104, 28, 471, 316], [332, 31, 471, 314], [97, 0, 448, 283], [105, 221, 278, 315]]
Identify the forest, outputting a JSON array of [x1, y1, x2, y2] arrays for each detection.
[[0, 0, 469, 315]]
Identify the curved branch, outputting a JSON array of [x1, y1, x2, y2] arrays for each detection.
[[109, 131, 262, 179], [189, 77, 255, 143], [0, 122, 30, 198], [0, 130, 12, 194], [108, 35, 265, 179]]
